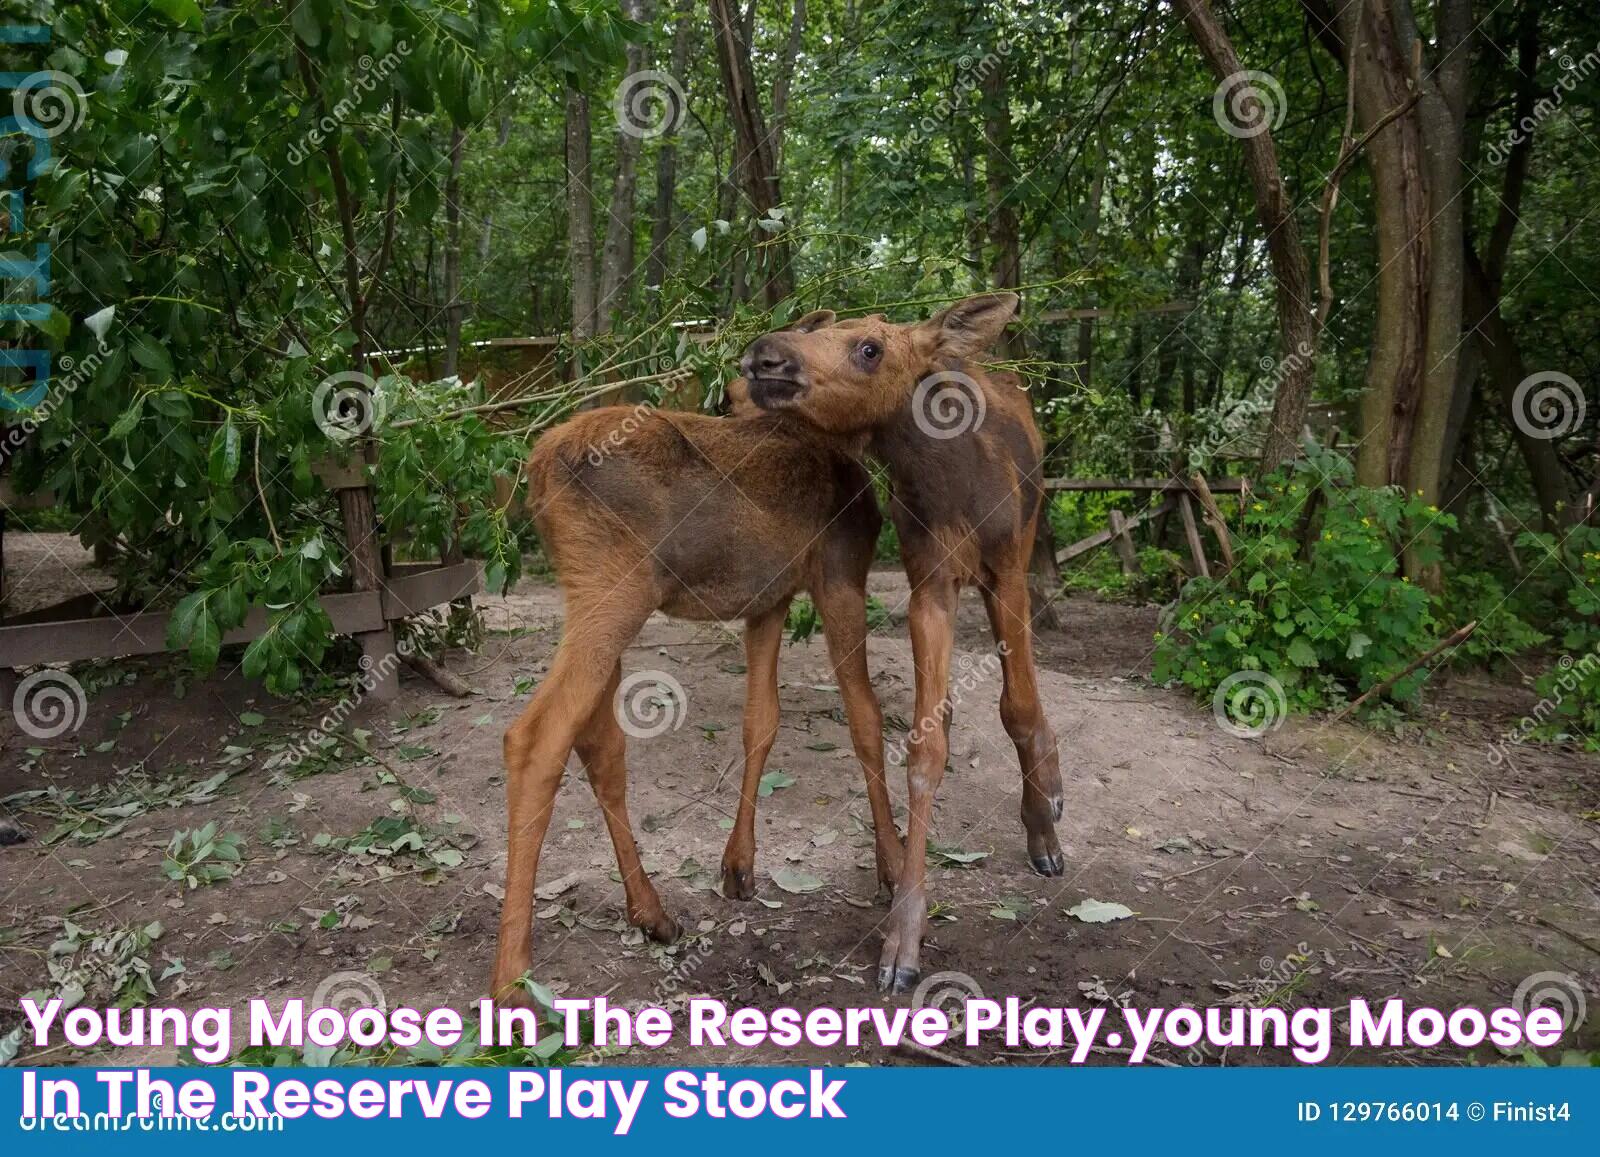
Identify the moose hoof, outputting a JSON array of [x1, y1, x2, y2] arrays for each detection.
[[877, 964, 920, 994], [1030, 851, 1066, 876], [637, 912, 682, 943], [720, 864, 756, 901]]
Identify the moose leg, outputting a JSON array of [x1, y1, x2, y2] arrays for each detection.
[[879, 576, 958, 993], [814, 579, 901, 900], [577, 661, 679, 942], [981, 562, 1065, 875], [491, 594, 651, 1003], [721, 598, 790, 900]]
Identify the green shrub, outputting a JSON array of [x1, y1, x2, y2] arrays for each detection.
[[1435, 571, 1547, 668], [1511, 526, 1600, 747], [1153, 452, 1447, 716]]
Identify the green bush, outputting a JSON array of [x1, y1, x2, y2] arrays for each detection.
[[1512, 526, 1600, 747], [1153, 452, 1446, 715], [1434, 570, 1547, 668]]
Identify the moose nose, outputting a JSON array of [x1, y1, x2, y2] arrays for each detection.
[[741, 337, 799, 380]]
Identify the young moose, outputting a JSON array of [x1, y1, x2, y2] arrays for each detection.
[[489, 364, 902, 1003], [739, 292, 1065, 992]]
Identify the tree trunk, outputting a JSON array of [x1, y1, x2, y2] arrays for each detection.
[[1463, 243, 1572, 528], [1176, 0, 1315, 476], [1397, 0, 1471, 588], [1315, 0, 1427, 496], [565, 80, 598, 358], [982, 58, 1021, 358], [709, 0, 793, 306], [645, 0, 695, 314], [441, 127, 465, 379], [770, 1, 807, 174], [597, 0, 653, 334], [1074, 137, 1106, 391]]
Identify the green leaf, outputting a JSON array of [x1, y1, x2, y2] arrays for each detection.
[[130, 333, 174, 380], [209, 419, 242, 485], [1286, 637, 1319, 668], [290, 1, 321, 46], [1065, 898, 1134, 923], [150, 0, 203, 28], [770, 868, 824, 894]]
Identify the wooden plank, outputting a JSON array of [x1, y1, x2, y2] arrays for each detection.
[[382, 562, 482, 620], [1055, 499, 1174, 566], [1106, 509, 1139, 575], [0, 592, 385, 669], [1179, 493, 1211, 579], [1044, 476, 1247, 493], [1055, 526, 1115, 566]]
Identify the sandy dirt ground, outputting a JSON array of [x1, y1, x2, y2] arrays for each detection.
[[2, 532, 1597, 1067]]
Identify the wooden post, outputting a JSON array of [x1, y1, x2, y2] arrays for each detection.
[[1107, 508, 1138, 575], [1178, 493, 1211, 579], [1189, 472, 1236, 572], [336, 480, 399, 701], [318, 449, 400, 703]]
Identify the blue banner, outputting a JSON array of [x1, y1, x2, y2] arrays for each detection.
[[3, 1066, 1594, 1152]]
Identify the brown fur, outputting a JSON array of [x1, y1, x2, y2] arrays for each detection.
[[739, 293, 1065, 992], [490, 399, 902, 1003]]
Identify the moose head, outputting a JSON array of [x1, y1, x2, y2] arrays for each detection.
[[737, 292, 1019, 433]]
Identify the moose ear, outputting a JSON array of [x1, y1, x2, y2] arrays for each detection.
[[787, 309, 836, 334], [925, 292, 1018, 358]]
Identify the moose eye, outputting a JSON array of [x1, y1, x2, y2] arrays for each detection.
[[858, 341, 882, 362]]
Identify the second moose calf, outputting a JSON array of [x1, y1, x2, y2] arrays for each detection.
[[739, 292, 1065, 992]]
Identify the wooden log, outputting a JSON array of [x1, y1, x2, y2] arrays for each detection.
[[334, 473, 399, 702], [1188, 472, 1235, 572], [1107, 509, 1138, 575], [0, 591, 386, 668], [1178, 493, 1211, 579], [1056, 500, 1174, 567]]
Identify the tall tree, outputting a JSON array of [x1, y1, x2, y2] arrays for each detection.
[[566, 80, 598, 350], [441, 127, 466, 377], [1176, 0, 1316, 476], [645, 0, 696, 313], [709, 0, 793, 305], [597, 0, 654, 332]]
